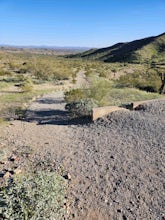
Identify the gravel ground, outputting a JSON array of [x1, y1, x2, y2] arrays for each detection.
[[1, 93, 165, 220]]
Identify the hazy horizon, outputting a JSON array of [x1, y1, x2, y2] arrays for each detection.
[[0, 0, 165, 48]]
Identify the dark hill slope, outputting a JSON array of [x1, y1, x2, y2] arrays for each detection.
[[69, 33, 165, 63]]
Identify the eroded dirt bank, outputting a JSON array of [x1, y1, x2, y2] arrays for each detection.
[[1, 92, 165, 220]]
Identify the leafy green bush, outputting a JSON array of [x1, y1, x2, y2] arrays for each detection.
[[116, 71, 161, 92], [65, 98, 98, 117], [64, 78, 112, 116], [0, 171, 66, 220], [65, 78, 112, 106], [64, 88, 86, 103], [88, 78, 112, 106], [29, 59, 73, 81]]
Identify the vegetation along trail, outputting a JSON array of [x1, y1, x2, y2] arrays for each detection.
[[1, 86, 165, 219]]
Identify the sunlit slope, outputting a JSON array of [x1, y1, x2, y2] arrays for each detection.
[[69, 33, 165, 63]]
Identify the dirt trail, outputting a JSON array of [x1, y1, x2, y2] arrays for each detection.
[[0, 75, 165, 219]]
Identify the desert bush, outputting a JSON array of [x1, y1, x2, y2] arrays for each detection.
[[20, 78, 34, 93], [0, 70, 12, 76], [64, 88, 86, 103], [0, 171, 66, 220], [8, 61, 20, 70], [64, 78, 112, 116], [65, 78, 112, 106], [17, 67, 28, 74], [87, 77, 112, 106], [65, 98, 98, 117], [107, 88, 161, 106], [99, 71, 108, 78], [15, 106, 27, 119], [29, 58, 74, 82], [0, 81, 11, 90], [116, 71, 161, 92]]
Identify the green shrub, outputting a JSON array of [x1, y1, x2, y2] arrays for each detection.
[[0, 171, 66, 220], [116, 71, 161, 92], [88, 78, 112, 106], [64, 88, 86, 103], [107, 88, 162, 106], [18, 67, 28, 74], [65, 98, 98, 117], [20, 78, 34, 93], [64, 78, 112, 116], [0, 70, 12, 76]]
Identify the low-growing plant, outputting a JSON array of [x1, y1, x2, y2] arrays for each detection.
[[88, 77, 112, 106], [15, 106, 27, 119], [0, 171, 66, 220], [0, 118, 6, 124], [65, 78, 112, 106], [0, 69, 12, 76], [107, 88, 162, 106], [116, 71, 161, 92], [64, 88, 86, 103], [20, 78, 34, 93], [65, 98, 98, 117]]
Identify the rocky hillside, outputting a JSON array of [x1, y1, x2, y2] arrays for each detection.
[[68, 33, 165, 63]]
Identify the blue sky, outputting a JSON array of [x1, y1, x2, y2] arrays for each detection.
[[0, 0, 165, 47]]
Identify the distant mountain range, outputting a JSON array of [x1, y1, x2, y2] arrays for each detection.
[[68, 33, 165, 63], [0, 45, 90, 55]]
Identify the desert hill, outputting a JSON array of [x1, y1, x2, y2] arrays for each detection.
[[68, 32, 165, 63]]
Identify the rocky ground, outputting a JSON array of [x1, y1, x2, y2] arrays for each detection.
[[0, 92, 165, 220]]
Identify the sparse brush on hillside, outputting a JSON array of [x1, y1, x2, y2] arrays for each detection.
[[115, 71, 161, 92], [0, 70, 12, 76], [115, 62, 165, 94], [20, 77, 34, 93], [0, 48, 164, 120], [107, 88, 162, 106], [69, 32, 165, 64]]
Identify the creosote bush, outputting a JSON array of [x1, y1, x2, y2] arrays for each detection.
[[65, 98, 98, 117], [88, 77, 112, 106], [64, 78, 112, 116], [116, 71, 161, 92], [0, 70, 12, 76], [64, 88, 86, 103], [0, 171, 66, 220], [20, 78, 34, 93]]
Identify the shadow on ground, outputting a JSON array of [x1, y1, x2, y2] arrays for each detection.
[[24, 109, 91, 125], [36, 99, 65, 105]]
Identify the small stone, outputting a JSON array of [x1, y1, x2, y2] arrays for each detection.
[[9, 170, 14, 175], [3, 171, 11, 179], [9, 118, 14, 121], [14, 168, 22, 175], [0, 172, 4, 178], [8, 155, 19, 162], [63, 173, 71, 180], [68, 173, 71, 180]]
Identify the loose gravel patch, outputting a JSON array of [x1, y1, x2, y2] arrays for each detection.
[[1, 93, 165, 220]]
